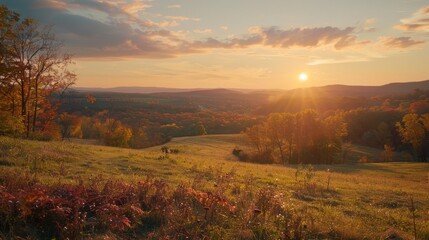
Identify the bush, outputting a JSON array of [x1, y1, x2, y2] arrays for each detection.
[[234, 149, 275, 164], [0, 170, 311, 239], [0, 112, 24, 137]]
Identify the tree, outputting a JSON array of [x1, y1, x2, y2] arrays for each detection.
[[244, 124, 270, 155], [295, 109, 323, 163], [266, 113, 288, 164], [58, 112, 82, 139], [266, 113, 296, 164], [0, 111, 24, 136], [396, 113, 427, 162], [0, 5, 76, 137], [319, 112, 348, 163], [103, 119, 133, 148], [0, 6, 19, 115], [244, 109, 348, 164], [382, 144, 394, 162], [194, 122, 207, 135], [130, 126, 150, 148]]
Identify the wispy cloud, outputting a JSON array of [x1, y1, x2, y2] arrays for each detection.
[[122, 2, 151, 15], [382, 36, 425, 48], [158, 16, 200, 28], [307, 57, 371, 66], [165, 16, 201, 22], [395, 5, 429, 32], [168, 4, 181, 9], [194, 29, 212, 34], [194, 26, 369, 50], [360, 18, 377, 33]]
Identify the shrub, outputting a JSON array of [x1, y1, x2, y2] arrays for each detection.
[[0, 112, 24, 137], [235, 149, 274, 164], [0, 170, 312, 239]]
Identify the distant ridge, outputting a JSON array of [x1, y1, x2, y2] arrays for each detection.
[[282, 79, 429, 98], [152, 88, 245, 98], [74, 79, 429, 97], [75, 86, 202, 94]]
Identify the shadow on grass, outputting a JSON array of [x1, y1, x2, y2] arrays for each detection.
[[287, 163, 401, 174]]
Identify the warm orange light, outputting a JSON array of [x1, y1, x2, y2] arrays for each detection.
[[299, 72, 308, 81]]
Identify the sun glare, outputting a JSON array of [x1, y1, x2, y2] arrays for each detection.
[[299, 73, 308, 81]]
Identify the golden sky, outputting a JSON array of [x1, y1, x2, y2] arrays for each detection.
[[4, 0, 429, 89]]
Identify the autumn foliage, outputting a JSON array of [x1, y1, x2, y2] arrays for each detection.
[[0, 170, 310, 239], [243, 110, 348, 164], [0, 5, 75, 139]]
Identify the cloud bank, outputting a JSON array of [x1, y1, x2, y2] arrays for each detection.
[[2, 0, 426, 59], [396, 5, 429, 32]]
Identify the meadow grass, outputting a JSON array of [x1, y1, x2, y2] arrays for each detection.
[[0, 135, 428, 239]]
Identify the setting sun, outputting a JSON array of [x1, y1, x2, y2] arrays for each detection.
[[299, 73, 308, 81], [2, 2, 429, 239]]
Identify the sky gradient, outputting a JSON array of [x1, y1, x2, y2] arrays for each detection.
[[3, 0, 429, 89]]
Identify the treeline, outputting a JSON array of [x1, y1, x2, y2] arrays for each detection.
[[343, 108, 403, 148], [241, 108, 429, 164], [57, 109, 263, 148], [58, 111, 162, 148], [0, 5, 75, 139], [240, 110, 347, 164]]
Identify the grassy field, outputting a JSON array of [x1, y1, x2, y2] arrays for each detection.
[[1, 134, 428, 239]]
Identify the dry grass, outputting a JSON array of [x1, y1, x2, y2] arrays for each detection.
[[0, 135, 428, 239]]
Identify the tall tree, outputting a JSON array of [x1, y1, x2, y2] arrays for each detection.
[[0, 5, 75, 137], [0, 5, 19, 115], [267, 113, 287, 164], [396, 113, 427, 162], [266, 113, 296, 164]]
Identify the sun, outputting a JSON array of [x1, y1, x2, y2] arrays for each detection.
[[299, 73, 308, 81]]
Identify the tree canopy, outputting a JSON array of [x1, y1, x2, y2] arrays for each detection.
[[0, 5, 75, 138]]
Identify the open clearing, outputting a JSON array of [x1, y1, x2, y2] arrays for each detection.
[[1, 134, 428, 238]]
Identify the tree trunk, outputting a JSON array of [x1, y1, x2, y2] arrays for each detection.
[[277, 142, 285, 164], [32, 78, 38, 132], [20, 75, 25, 117], [11, 96, 15, 116], [25, 67, 32, 137]]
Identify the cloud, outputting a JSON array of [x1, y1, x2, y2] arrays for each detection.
[[220, 26, 228, 31], [3, 0, 198, 58], [168, 4, 181, 9], [361, 18, 376, 32], [158, 16, 200, 28], [395, 5, 429, 32], [193, 29, 212, 34], [307, 57, 371, 66], [1, 1, 373, 59], [194, 26, 369, 50], [382, 37, 425, 48], [122, 2, 151, 15], [165, 16, 200, 22], [158, 20, 179, 28]]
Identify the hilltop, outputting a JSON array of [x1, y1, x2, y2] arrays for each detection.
[[74, 79, 429, 98], [285, 79, 429, 98], [0, 134, 428, 239]]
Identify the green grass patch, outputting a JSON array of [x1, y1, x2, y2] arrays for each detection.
[[0, 135, 428, 239]]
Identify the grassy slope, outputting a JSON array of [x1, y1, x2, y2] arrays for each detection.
[[0, 135, 428, 238]]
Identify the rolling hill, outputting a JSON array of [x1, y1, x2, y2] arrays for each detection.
[[75, 86, 200, 94], [74, 79, 429, 98], [0, 134, 428, 238], [284, 79, 429, 98]]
